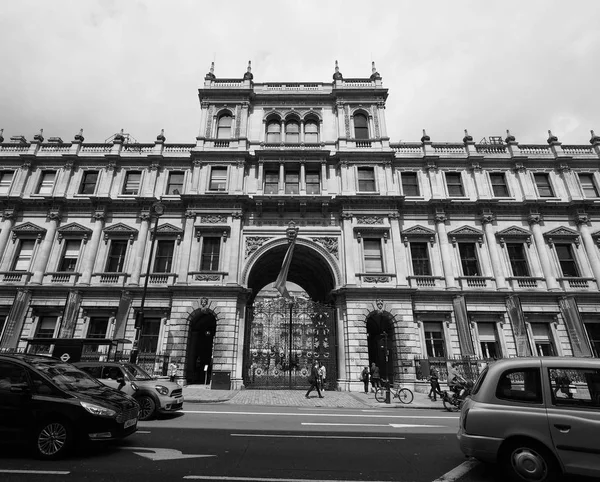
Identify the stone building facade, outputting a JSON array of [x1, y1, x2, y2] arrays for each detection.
[[0, 62, 599, 390]]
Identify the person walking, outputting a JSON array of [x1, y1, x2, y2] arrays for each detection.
[[305, 360, 323, 398], [428, 367, 443, 401], [318, 362, 326, 391], [370, 362, 381, 392], [361, 366, 370, 394]]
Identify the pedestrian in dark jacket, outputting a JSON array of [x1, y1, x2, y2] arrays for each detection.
[[361, 366, 370, 394], [370, 363, 381, 392], [428, 368, 443, 401], [305, 361, 323, 398]]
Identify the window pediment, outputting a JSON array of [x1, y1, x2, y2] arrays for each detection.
[[353, 226, 389, 243], [103, 222, 139, 244], [447, 225, 484, 247], [496, 225, 532, 247], [11, 222, 46, 242], [195, 225, 231, 240], [401, 225, 436, 246], [543, 226, 581, 247], [153, 223, 184, 237], [57, 222, 93, 244]]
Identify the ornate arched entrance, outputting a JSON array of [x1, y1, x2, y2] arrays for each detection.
[[186, 307, 216, 385], [242, 236, 340, 389], [366, 301, 395, 383]]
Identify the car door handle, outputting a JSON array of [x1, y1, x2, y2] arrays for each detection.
[[554, 424, 571, 433]]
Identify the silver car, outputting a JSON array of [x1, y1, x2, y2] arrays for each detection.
[[457, 357, 600, 482]]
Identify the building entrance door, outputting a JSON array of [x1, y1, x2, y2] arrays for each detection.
[[243, 297, 336, 389], [186, 314, 216, 385]]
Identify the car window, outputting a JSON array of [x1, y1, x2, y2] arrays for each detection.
[[0, 361, 28, 392], [496, 368, 543, 403], [549, 368, 600, 409], [471, 366, 489, 396], [79, 365, 102, 379], [122, 363, 152, 380], [29, 359, 103, 392], [102, 366, 124, 380], [29, 369, 56, 395]]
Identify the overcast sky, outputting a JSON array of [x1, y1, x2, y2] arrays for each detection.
[[1, 0, 599, 145]]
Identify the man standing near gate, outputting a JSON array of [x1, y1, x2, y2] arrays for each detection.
[[305, 360, 323, 398]]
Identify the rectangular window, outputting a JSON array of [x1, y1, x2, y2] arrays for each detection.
[[209, 167, 227, 191], [105, 240, 127, 272], [59, 240, 80, 272], [478, 323, 500, 358], [555, 244, 579, 277], [305, 171, 320, 194], [410, 242, 431, 276], [531, 323, 556, 356], [401, 172, 420, 196], [284, 170, 299, 194], [79, 171, 99, 195], [424, 322, 445, 358], [36, 316, 58, 339], [534, 173, 554, 197], [459, 243, 480, 276], [123, 171, 141, 195], [357, 167, 376, 192], [507, 243, 530, 277], [579, 173, 599, 198], [37, 171, 56, 195], [200, 237, 221, 271], [585, 323, 600, 357], [264, 170, 279, 194], [138, 317, 161, 353], [549, 367, 600, 408], [153, 241, 174, 273], [363, 238, 383, 273], [0, 171, 14, 195], [87, 317, 109, 339], [12, 239, 35, 271], [445, 172, 464, 197], [490, 173, 509, 197], [166, 171, 184, 195], [496, 368, 542, 403]]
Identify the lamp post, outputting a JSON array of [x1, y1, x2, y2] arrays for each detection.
[[130, 201, 165, 364]]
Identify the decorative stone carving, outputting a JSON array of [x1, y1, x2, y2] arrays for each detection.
[[434, 212, 447, 224], [311, 237, 339, 259], [2, 209, 16, 221], [373, 109, 380, 138], [495, 226, 533, 247], [199, 214, 227, 224], [528, 213, 542, 225], [575, 212, 590, 226], [480, 213, 495, 224], [557, 163, 571, 173], [196, 274, 220, 282], [103, 223, 139, 244], [356, 215, 383, 225], [47, 209, 62, 222], [21, 161, 31, 171], [105, 160, 117, 171], [344, 105, 350, 138], [184, 210, 196, 219], [63, 161, 74, 171], [245, 236, 271, 258], [205, 105, 214, 138], [11, 222, 47, 243], [513, 162, 527, 173], [364, 276, 390, 283], [426, 161, 438, 172]]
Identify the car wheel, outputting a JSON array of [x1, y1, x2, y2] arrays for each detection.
[[33, 419, 72, 460], [137, 395, 157, 421], [500, 440, 560, 482]]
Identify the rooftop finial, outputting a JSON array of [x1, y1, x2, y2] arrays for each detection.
[[463, 129, 473, 143], [0, 128, 4, 143], [333, 60, 343, 81], [157, 128, 166, 142], [505, 129, 516, 143], [243, 60, 253, 81], [421, 129, 430, 143], [370, 61, 381, 81], [590, 129, 600, 145], [547, 129, 559, 144], [34, 128, 44, 142], [74, 128, 84, 142], [205, 61, 216, 81]]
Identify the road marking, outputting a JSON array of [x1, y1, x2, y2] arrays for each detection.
[[121, 447, 216, 461], [232, 433, 405, 440], [431, 459, 480, 482], [301, 422, 446, 428], [0, 470, 70, 475], [182, 410, 458, 420], [184, 477, 413, 482], [136, 430, 151, 434], [389, 424, 445, 428]]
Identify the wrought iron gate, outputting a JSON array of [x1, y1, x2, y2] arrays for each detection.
[[243, 298, 337, 389]]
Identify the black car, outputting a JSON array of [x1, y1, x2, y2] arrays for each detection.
[[0, 354, 139, 460]]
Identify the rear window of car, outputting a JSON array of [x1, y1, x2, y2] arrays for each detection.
[[471, 366, 489, 396], [79, 365, 102, 379], [496, 367, 543, 404], [548, 367, 600, 409]]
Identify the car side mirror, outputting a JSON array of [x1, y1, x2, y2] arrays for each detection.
[[116, 377, 126, 390]]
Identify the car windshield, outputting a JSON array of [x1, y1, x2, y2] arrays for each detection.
[[30, 359, 104, 392], [122, 363, 153, 381]]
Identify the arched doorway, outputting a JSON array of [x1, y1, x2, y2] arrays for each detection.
[[242, 237, 339, 389], [366, 304, 395, 383], [186, 311, 216, 385]]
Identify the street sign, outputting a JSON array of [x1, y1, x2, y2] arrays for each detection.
[[60, 353, 70, 362]]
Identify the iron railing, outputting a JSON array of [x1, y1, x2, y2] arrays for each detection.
[[414, 356, 498, 381]]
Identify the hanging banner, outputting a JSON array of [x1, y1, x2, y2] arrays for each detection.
[[506, 295, 531, 356], [0, 289, 32, 349], [559, 296, 592, 357], [452, 295, 475, 355], [58, 290, 82, 338]]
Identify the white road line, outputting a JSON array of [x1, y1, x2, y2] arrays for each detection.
[[136, 430, 151, 433], [0, 470, 70, 475], [231, 433, 405, 440], [431, 459, 480, 482], [182, 410, 458, 420], [302, 422, 391, 427], [184, 477, 413, 482]]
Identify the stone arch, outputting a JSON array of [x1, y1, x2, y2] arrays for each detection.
[[365, 301, 396, 383], [183, 298, 220, 384]]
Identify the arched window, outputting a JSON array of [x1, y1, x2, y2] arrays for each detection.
[[304, 120, 319, 143], [266, 120, 281, 143], [216, 114, 232, 139], [354, 113, 369, 140], [285, 121, 300, 143]]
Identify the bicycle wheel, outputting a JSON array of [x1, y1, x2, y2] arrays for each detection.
[[397, 388, 414, 404], [374, 388, 386, 403]]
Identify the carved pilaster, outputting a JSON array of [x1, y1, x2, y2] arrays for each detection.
[[575, 212, 591, 226], [528, 213, 543, 225]]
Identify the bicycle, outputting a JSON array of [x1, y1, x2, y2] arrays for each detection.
[[374, 383, 414, 404]]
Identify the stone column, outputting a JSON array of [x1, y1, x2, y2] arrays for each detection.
[[575, 212, 600, 285], [0, 209, 17, 268], [528, 213, 560, 291], [257, 161, 264, 195], [143, 164, 160, 197], [227, 212, 243, 284], [190, 160, 202, 194], [514, 164, 536, 201], [481, 212, 508, 290], [278, 162, 285, 194], [176, 211, 196, 285], [78, 208, 106, 285], [10, 161, 32, 197], [434, 211, 457, 289], [128, 211, 151, 286], [341, 213, 356, 285], [321, 162, 328, 195], [389, 212, 408, 286], [30, 208, 61, 285], [558, 164, 582, 202], [300, 162, 306, 194]]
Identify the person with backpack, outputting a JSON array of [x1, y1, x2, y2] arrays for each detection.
[[361, 366, 370, 394]]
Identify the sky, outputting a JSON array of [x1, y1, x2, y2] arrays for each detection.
[[1, 0, 599, 145]]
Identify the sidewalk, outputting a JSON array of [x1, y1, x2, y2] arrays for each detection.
[[182, 385, 449, 410]]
